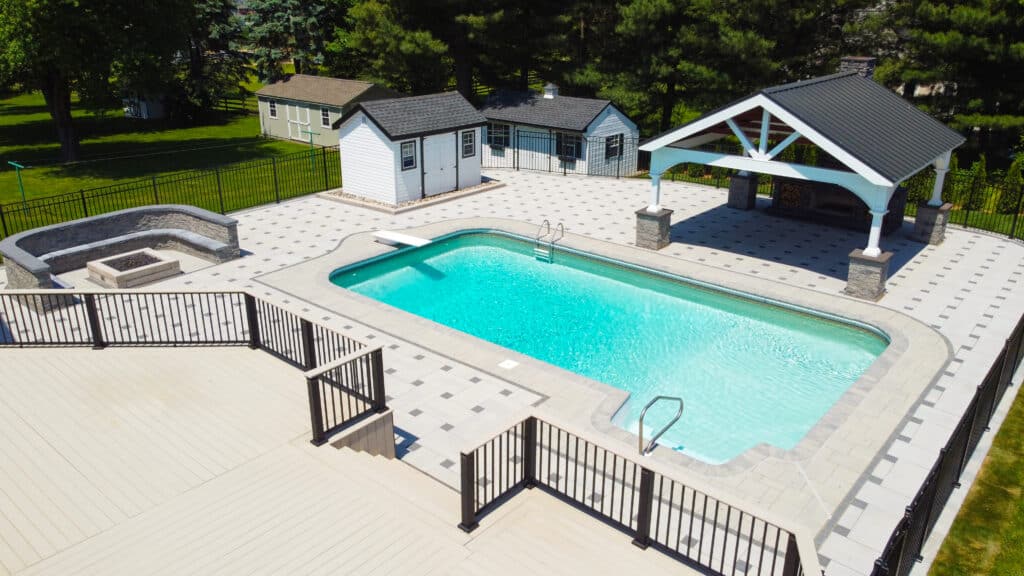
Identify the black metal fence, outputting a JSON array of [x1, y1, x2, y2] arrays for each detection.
[[871, 312, 1024, 575], [0, 146, 340, 240], [481, 133, 642, 178], [0, 289, 384, 442], [459, 416, 808, 576]]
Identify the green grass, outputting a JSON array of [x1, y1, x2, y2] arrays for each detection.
[[929, 388, 1024, 575], [0, 90, 307, 204]]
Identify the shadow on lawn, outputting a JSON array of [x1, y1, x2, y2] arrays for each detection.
[[0, 111, 247, 162], [668, 197, 926, 281]]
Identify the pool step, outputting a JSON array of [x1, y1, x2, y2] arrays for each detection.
[[533, 247, 553, 262]]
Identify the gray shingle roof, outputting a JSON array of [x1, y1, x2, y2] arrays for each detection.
[[761, 72, 965, 182], [255, 74, 399, 108], [479, 92, 611, 132], [337, 92, 487, 140]]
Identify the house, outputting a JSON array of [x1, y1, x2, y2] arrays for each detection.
[[122, 92, 166, 120], [479, 83, 640, 177], [255, 74, 400, 146], [334, 92, 486, 205]]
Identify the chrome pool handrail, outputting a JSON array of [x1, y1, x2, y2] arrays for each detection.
[[638, 395, 684, 455]]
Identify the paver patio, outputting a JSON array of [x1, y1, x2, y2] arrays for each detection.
[[2, 169, 1021, 574]]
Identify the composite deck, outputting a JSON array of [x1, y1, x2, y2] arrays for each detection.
[[0, 347, 697, 575]]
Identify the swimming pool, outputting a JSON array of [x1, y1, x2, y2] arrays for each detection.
[[331, 232, 888, 463]]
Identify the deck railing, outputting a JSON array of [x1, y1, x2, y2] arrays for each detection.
[[871, 311, 1024, 575], [459, 416, 812, 576], [0, 289, 384, 443]]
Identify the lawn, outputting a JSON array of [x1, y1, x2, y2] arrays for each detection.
[[929, 387, 1024, 575], [0, 90, 307, 204]]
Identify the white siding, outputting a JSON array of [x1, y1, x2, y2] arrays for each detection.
[[394, 138, 422, 204], [584, 106, 640, 176], [457, 127, 482, 189], [338, 112, 397, 204]]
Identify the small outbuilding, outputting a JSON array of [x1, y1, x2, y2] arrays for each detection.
[[479, 83, 640, 177], [256, 74, 399, 146], [334, 92, 487, 205]]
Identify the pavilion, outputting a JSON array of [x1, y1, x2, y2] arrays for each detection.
[[638, 70, 964, 299]]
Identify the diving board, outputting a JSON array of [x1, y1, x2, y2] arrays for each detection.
[[373, 230, 432, 247]]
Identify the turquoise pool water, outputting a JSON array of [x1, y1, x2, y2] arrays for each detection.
[[331, 233, 887, 464]]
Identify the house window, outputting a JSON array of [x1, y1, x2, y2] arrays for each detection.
[[605, 134, 623, 159], [462, 130, 475, 158], [555, 132, 582, 160], [268, 100, 277, 118], [320, 108, 330, 128], [487, 122, 510, 147], [401, 141, 416, 171]]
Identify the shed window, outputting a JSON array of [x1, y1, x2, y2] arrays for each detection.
[[487, 123, 510, 147], [605, 134, 623, 159], [555, 132, 582, 160], [320, 108, 330, 128], [462, 130, 476, 158], [401, 141, 416, 171], [268, 100, 277, 118]]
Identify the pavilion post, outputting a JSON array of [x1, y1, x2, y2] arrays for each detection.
[[929, 151, 952, 207], [647, 172, 662, 212], [846, 208, 892, 300], [863, 210, 886, 257]]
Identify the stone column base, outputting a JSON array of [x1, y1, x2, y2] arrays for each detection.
[[844, 249, 893, 301], [910, 202, 952, 245], [635, 207, 673, 250], [727, 173, 759, 210]]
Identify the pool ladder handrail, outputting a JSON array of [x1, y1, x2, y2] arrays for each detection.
[[534, 220, 564, 262], [638, 395, 684, 456]]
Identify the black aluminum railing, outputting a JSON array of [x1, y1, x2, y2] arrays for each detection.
[[459, 416, 809, 576], [0, 289, 383, 443], [872, 312, 1024, 575]]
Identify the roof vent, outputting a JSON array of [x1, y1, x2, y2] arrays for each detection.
[[543, 83, 559, 99], [839, 56, 876, 80]]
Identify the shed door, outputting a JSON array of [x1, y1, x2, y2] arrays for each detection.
[[423, 133, 457, 197], [287, 105, 310, 141]]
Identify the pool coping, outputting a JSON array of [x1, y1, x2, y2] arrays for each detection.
[[255, 216, 951, 529]]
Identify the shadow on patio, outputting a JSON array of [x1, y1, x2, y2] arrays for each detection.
[[666, 198, 927, 281]]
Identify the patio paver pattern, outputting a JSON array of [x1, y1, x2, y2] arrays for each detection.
[[2, 169, 1022, 575]]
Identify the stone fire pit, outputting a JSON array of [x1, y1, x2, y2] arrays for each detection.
[[87, 248, 181, 288]]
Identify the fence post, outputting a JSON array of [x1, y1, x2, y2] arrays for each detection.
[[962, 183, 975, 227], [243, 293, 260, 349], [617, 151, 622, 179], [955, 391, 984, 484], [301, 319, 316, 370], [370, 347, 387, 413], [272, 157, 281, 203], [307, 376, 327, 445], [780, 533, 802, 576], [458, 451, 479, 532], [79, 190, 89, 217], [0, 203, 7, 237], [1010, 189, 1024, 239], [83, 294, 106, 349], [631, 467, 655, 549], [321, 146, 330, 191], [523, 416, 537, 488], [215, 167, 225, 214], [151, 176, 159, 204], [873, 557, 891, 576]]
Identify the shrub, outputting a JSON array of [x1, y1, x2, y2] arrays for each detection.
[[802, 146, 819, 167], [942, 153, 959, 204], [904, 169, 933, 206], [965, 155, 987, 211], [997, 158, 1023, 214], [687, 163, 704, 178]]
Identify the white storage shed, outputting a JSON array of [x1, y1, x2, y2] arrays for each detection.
[[335, 92, 487, 205]]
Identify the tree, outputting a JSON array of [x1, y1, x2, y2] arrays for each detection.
[[0, 0, 190, 162], [177, 0, 249, 119], [998, 158, 1023, 215], [247, 0, 336, 81], [868, 0, 1024, 160], [966, 155, 988, 211], [327, 0, 449, 94]]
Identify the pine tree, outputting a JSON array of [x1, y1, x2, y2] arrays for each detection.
[[247, 0, 333, 82]]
